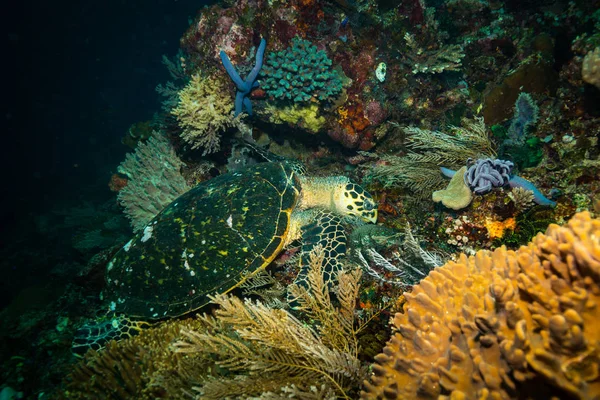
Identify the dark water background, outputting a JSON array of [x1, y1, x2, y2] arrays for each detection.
[[1, 0, 208, 310]]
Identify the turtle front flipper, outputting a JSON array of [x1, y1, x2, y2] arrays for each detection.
[[71, 316, 152, 357], [292, 210, 347, 296]]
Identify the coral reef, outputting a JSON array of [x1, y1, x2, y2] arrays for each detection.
[[582, 47, 600, 89], [507, 187, 536, 213], [264, 102, 326, 133], [117, 133, 190, 233], [172, 246, 371, 399], [403, 32, 465, 75], [362, 118, 495, 196], [171, 74, 234, 154], [440, 163, 556, 208], [261, 36, 343, 103], [362, 211, 600, 399], [16, 0, 600, 397], [63, 317, 211, 399]]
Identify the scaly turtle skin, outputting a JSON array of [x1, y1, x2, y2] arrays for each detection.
[[74, 161, 377, 353], [106, 161, 301, 319]]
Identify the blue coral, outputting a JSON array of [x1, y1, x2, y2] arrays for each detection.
[[220, 38, 266, 116], [505, 92, 539, 146], [499, 92, 543, 169], [261, 37, 343, 103], [441, 160, 556, 207]]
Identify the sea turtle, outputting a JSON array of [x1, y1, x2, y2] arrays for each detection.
[[73, 161, 377, 353]]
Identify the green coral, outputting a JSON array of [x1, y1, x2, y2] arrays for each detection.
[[261, 37, 343, 103], [492, 123, 543, 170], [171, 74, 234, 154]]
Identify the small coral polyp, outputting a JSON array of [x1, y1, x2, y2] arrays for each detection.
[[261, 36, 343, 103], [362, 211, 600, 400]]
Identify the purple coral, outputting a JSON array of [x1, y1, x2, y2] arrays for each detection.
[[441, 164, 556, 207], [464, 158, 513, 194]]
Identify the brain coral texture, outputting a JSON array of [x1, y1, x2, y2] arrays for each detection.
[[362, 211, 600, 400]]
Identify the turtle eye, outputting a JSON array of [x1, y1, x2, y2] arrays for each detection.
[[363, 201, 374, 211]]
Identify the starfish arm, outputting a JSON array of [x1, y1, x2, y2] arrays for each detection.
[[509, 175, 556, 207], [243, 96, 253, 116], [220, 50, 246, 89], [246, 38, 266, 85], [234, 91, 245, 116], [440, 167, 456, 178]]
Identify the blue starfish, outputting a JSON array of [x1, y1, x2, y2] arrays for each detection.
[[440, 167, 556, 207], [220, 38, 266, 116]]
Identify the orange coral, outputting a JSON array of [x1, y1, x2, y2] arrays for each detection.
[[108, 173, 128, 193], [484, 216, 516, 239], [332, 102, 371, 148], [362, 211, 600, 400], [337, 102, 370, 133]]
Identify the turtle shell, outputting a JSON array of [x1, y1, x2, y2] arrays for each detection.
[[105, 162, 300, 319]]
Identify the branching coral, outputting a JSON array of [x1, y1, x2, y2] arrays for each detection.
[[261, 36, 343, 103], [63, 318, 212, 399], [173, 246, 370, 399], [403, 32, 465, 75], [117, 133, 190, 233], [362, 211, 600, 399], [362, 117, 495, 196], [508, 187, 536, 212], [171, 74, 234, 154]]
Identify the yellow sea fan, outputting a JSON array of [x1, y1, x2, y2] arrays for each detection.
[[171, 74, 234, 154]]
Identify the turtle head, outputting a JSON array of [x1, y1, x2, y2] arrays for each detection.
[[336, 182, 378, 223]]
